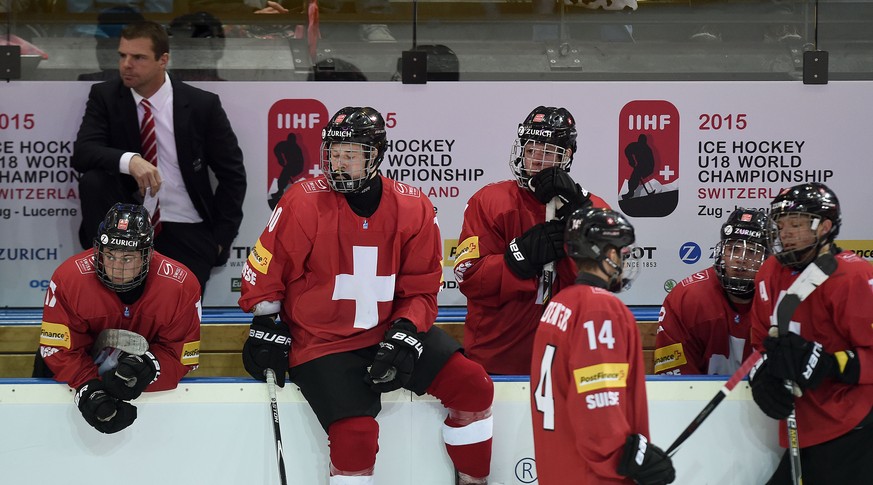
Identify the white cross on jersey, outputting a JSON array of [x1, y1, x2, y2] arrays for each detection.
[[332, 246, 396, 329]]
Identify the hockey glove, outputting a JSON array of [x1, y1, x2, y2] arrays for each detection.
[[101, 351, 160, 401], [365, 319, 424, 393], [764, 333, 835, 390], [504, 220, 567, 279], [75, 379, 138, 434], [616, 434, 676, 485], [529, 167, 593, 219], [242, 314, 291, 388], [749, 353, 795, 420]]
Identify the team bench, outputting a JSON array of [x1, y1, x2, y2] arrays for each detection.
[[0, 307, 660, 378]]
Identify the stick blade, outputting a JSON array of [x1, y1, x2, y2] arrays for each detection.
[[91, 329, 149, 357]]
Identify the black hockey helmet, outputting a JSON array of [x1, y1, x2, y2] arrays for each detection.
[[714, 208, 769, 299], [510, 106, 578, 188], [94, 203, 154, 292], [320, 106, 387, 193], [768, 182, 841, 269], [565, 207, 637, 292]]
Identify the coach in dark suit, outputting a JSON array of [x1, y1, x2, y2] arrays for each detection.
[[72, 20, 246, 292]]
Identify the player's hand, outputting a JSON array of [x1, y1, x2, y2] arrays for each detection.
[[101, 351, 160, 401], [75, 379, 138, 434], [764, 334, 835, 390], [243, 314, 291, 387], [617, 434, 675, 485], [504, 220, 566, 279], [129, 155, 162, 198], [529, 167, 592, 219], [365, 319, 424, 393], [255, 0, 289, 13], [750, 353, 795, 420]]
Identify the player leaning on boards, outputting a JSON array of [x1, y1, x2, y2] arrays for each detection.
[[454, 106, 609, 375], [749, 182, 873, 484], [238, 107, 497, 485], [530, 208, 675, 485], [654, 208, 769, 376], [34, 203, 201, 434]]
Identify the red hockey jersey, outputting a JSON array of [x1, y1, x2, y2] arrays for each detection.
[[39, 250, 201, 390], [654, 267, 753, 375], [530, 282, 650, 484], [454, 179, 609, 374], [751, 250, 873, 447], [238, 176, 442, 367]]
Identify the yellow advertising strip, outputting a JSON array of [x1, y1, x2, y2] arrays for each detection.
[[453, 236, 480, 267], [39, 321, 71, 349], [247, 239, 273, 275], [181, 341, 201, 366], [573, 363, 629, 394], [653, 342, 687, 374], [835, 240, 873, 261]]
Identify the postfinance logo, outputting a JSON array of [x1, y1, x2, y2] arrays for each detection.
[[39, 322, 71, 349], [573, 363, 629, 394], [836, 240, 873, 261]]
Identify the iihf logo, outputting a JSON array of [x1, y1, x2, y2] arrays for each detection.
[[617, 100, 680, 217], [267, 100, 330, 210]]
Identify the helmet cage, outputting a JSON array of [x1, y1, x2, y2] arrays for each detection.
[[320, 141, 381, 193], [94, 204, 154, 292], [509, 139, 572, 188], [714, 239, 767, 298], [321, 107, 387, 193], [768, 212, 826, 270]]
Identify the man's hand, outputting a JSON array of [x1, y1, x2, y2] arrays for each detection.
[[749, 353, 795, 420], [529, 167, 592, 219], [242, 315, 291, 387], [504, 220, 566, 279], [101, 351, 160, 401], [764, 333, 835, 390], [365, 319, 424, 393], [129, 155, 162, 198], [617, 434, 676, 485], [255, 0, 289, 13], [75, 379, 138, 434]]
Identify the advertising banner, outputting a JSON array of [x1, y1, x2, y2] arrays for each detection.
[[1, 81, 870, 307]]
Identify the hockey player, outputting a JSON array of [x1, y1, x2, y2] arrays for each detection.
[[238, 107, 496, 485], [654, 208, 769, 375], [35, 203, 201, 434], [454, 106, 610, 375], [530, 208, 675, 485], [749, 182, 873, 484]]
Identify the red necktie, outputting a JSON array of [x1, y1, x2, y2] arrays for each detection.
[[140, 99, 162, 235]]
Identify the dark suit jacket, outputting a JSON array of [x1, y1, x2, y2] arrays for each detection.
[[72, 74, 247, 265]]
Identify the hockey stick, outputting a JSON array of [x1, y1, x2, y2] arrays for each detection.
[[539, 197, 558, 305], [665, 348, 762, 456], [92, 329, 149, 357], [92, 329, 150, 376], [265, 369, 289, 485], [770, 252, 837, 485]]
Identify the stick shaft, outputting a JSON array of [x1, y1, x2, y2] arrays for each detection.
[[666, 349, 761, 456], [775, 253, 836, 485], [265, 369, 288, 485]]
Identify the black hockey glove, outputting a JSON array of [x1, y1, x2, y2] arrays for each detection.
[[529, 167, 593, 220], [504, 220, 566, 279], [764, 333, 835, 390], [101, 351, 160, 401], [75, 379, 138, 434], [616, 434, 676, 485], [243, 314, 291, 388], [365, 319, 424, 393], [749, 353, 795, 420]]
